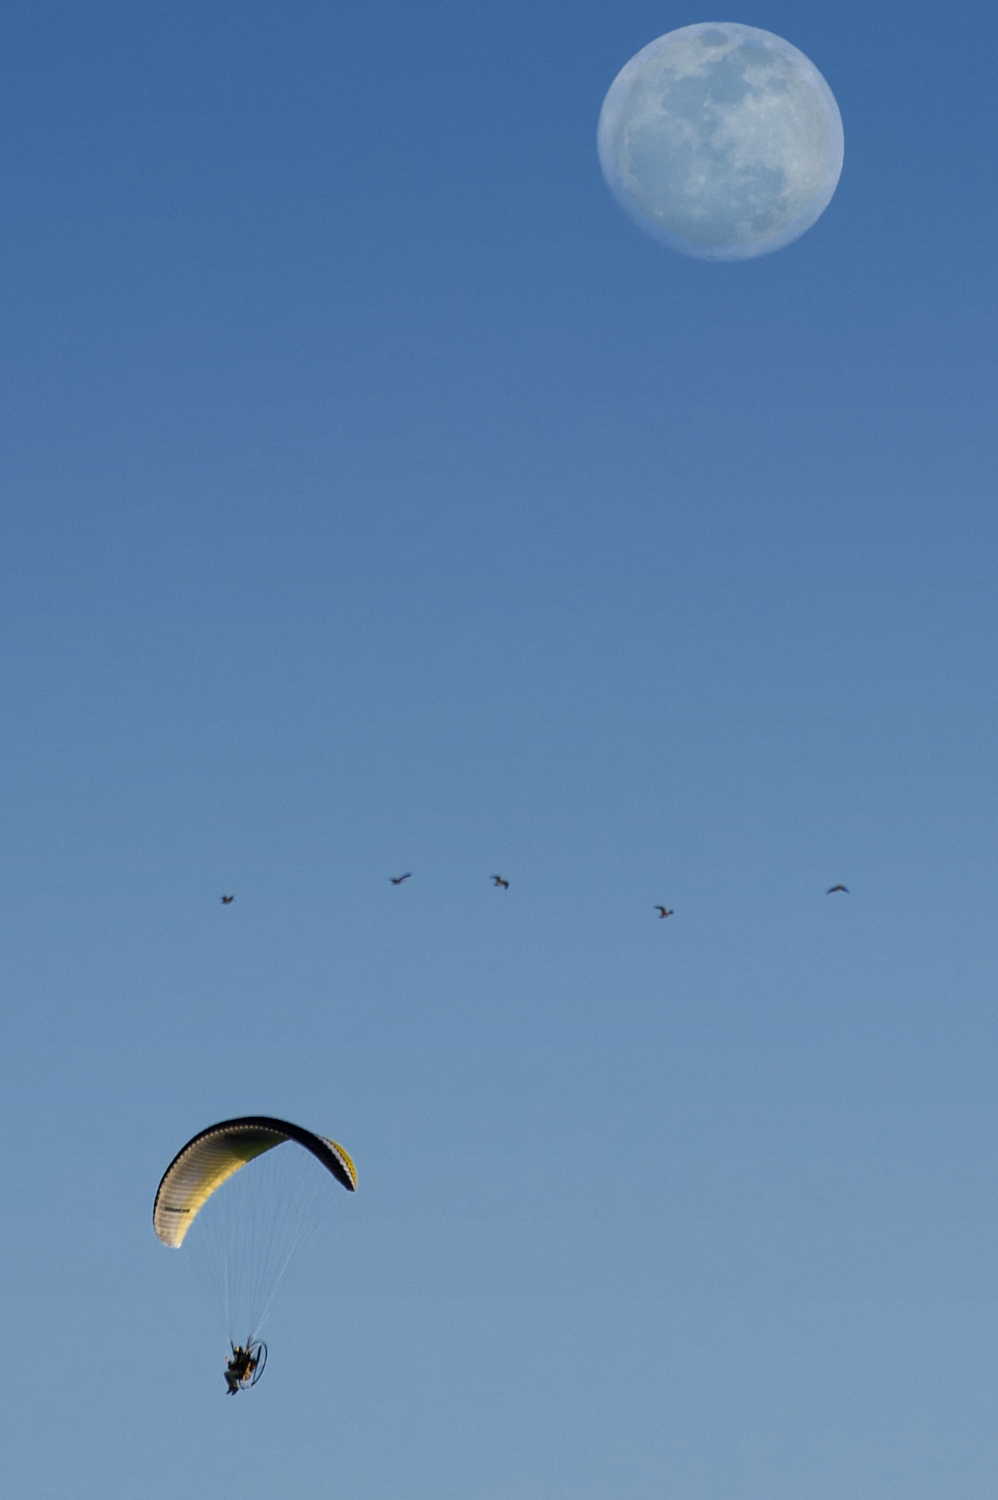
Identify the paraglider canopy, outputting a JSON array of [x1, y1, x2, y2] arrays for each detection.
[[154, 1116, 357, 1248]]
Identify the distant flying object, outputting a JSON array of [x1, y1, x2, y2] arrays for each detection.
[[153, 1115, 356, 1395], [654, 906, 674, 919], [389, 873, 412, 885], [491, 875, 510, 890], [220, 895, 235, 904], [826, 885, 849, 894]]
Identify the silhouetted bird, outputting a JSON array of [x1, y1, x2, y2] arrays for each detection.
[[220, 895, 235, 904], [826, 885, 849, 894], [389, 873, 412, 885], [491, 875, 510, 890], [655, 906, 674, 919]]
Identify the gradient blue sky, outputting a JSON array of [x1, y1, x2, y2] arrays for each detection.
[[2, 2, 997, 1496]]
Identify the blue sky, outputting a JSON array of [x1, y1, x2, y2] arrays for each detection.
[[1, 1, 997, 1495]]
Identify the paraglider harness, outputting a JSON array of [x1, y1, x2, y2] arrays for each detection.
[[224, 1340, 267, 1394]]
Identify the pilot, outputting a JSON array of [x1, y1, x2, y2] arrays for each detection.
[[224, 1345, 256, 1394]]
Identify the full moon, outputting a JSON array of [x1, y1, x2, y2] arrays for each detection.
[[598, 23, 844, 261]]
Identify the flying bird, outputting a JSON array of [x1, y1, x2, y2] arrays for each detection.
[[389, 873, 412, 885], [491, 875, 510, 890], [655, 906, 674, 919], [220, 895, 235, 904], [826, 885, 849, 894]]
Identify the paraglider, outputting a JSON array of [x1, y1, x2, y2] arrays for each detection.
[[224, 1342, 266, 1394], [154, 1116, 356, 1393]]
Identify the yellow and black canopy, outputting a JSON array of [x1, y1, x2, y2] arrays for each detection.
[[153, 1115, 357, 1248]]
